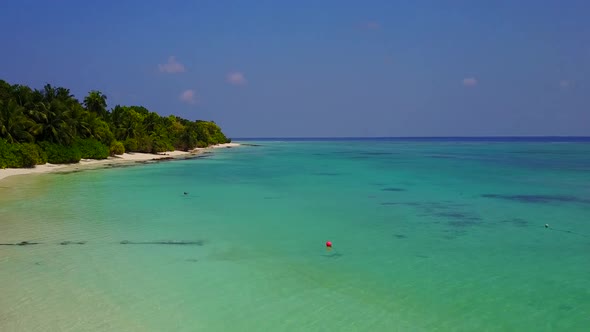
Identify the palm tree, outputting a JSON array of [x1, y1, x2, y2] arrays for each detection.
[[56, 87, 75, 103], [0, 99, 36, 143], [9, 84, 32, 107], [79, 111, 113, 144], [115, 108, 145, 141], [144, 112, 161, 133], [41, 84, 56, 103], [41, 84, 76, 105], [34, 100, 75, 145], [83, 90, 108, 118]]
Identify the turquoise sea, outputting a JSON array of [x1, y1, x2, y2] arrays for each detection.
[[1, 138, 589, 331]]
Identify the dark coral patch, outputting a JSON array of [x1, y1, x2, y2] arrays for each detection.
[[60, 241, 87, 245], [501, 218, 529, 227], [482, 194, 589, 204], [381, 187, 406, 192], [0, 241, 40, 246], [120, 240, 204, 246]]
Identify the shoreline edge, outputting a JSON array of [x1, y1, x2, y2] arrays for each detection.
[[0, 143, 242, 183]]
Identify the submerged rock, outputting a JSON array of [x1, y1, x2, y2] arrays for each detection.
[[359, 151, 396, 156], [436, 212, 482, 227], [481, 194, 590, 204], [321, 252, 343, 259], [0, 241, 40, 246], [381, 187, 406, 192], [312, 172, 342, 176], [59, 241, 87, 245], [501, 218, 529, 227]]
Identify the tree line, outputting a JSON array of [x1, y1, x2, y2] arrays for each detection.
[[0, 79, 231, 168]]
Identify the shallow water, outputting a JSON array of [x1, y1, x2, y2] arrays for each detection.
[[1, 139, 589, 331]]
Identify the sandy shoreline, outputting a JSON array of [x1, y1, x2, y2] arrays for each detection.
[[0, 143, 241, 183]]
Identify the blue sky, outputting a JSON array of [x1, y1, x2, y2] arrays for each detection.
[[1, 0, 588, 137]]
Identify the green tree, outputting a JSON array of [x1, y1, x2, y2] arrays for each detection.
[[1, 79, 232, 168], [35, 100, 75, 145], [83, 90, 108, 118], [117, 108, 145, 141], [0, 99, 36, 143]]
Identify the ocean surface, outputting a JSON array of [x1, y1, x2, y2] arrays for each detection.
[[1, 138, 589, 331]]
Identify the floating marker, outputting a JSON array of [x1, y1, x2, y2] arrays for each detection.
[[326, 241, 332, 248]]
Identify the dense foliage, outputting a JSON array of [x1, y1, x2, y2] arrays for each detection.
[[0, 79, 231, 168]]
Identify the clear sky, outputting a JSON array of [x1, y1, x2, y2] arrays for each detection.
[[1, 0, 588, 137]]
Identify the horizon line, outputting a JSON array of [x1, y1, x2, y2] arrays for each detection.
[[232, 135, 590, 139]]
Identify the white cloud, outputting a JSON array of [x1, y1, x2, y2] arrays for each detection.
[[159, 56, 186, 73], [559, 80, 571, 88], [462, 77, 478, 87], [359, 21, 380, 30], [227, 72, 247, 85], [179, 89, 197, 104], [366, 21, 380, 30]]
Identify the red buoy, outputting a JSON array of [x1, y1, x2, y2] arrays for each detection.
[[326, 241, 332, 248]]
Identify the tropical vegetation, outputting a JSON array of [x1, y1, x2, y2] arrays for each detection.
[[0, 79, 230, 168]]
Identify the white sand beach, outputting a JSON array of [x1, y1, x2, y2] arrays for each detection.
[[0, 143, 241, 182]]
